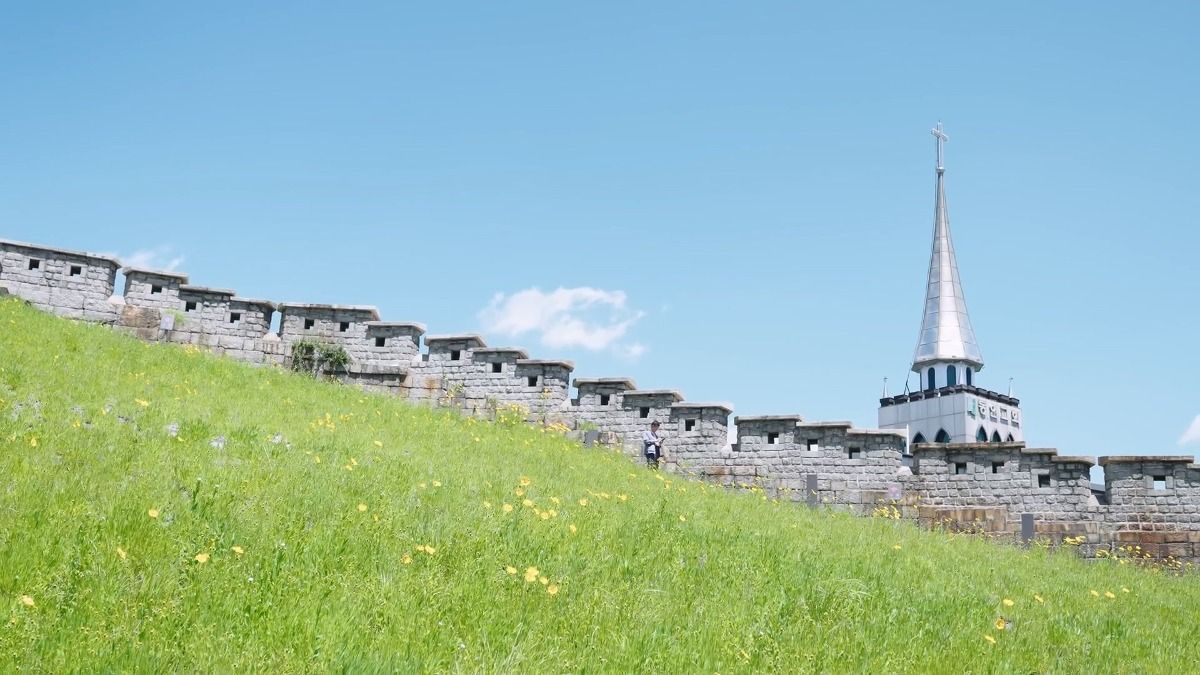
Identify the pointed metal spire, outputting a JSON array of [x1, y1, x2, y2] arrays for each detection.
[[911, 123, 984, 372]]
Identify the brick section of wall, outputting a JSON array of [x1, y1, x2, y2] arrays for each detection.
[[0, 240, 120, 322]]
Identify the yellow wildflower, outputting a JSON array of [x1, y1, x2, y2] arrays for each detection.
[[116, 547, 127, 560], [432, 480, 442, 488], [374, 440, 383, 447], [539, 576, 548, 585], [547, 583, 560, 596], [1122, 587, 1130, 594], [135, 399, 149, 407], [483, 501, 492, 509], [524, 567, 539, 583], [618, 494, 628, 502], [402, 554, 412, 565], [423, 545, 436, 555], [1090, 590, 1100, 598], [1104, 591, 1115, 599], [357, 503, 368, 512], [569, 524, 577, 534], [893, 544, 902, 550], [1002, 598, 1014, 607], [679, 515, 687, 522], [1034, 594, 1044, 604], [522, 499, 535, 508], [540, 511, 550, 520], [418, 482, 426, 489], [983, 634, 995, 644], [502, 503, 514, 513], [148, 508, 160, 519], [231, 546, 244, 556], [19, 595, 34, 608], [194, 552, 210, 564], [314, 455, 321, 464], [578, 498, 588, 507], [29, 437, 37, 448], [550, 496, 560, 505], [547, 510, 557, 518], [505, 566, 517, 575], [519, 477, 532, 487], [515, 488, 526, 497], [994, 617, 1007, 631]]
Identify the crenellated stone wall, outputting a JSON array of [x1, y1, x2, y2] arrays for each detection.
[[4, 235, 1199, 561]]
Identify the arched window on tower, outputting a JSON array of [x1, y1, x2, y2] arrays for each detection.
[[976, 427, 988, 442], [966, 368, 973, 386], [912, 432, 926, 445], [1006, 433, 1014, 442], [935, 429, 951, 444], [991, 431, 1002, 443], [927, 367, 936, 391], [947, 365, 958, 386]]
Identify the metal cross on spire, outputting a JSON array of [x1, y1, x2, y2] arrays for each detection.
[[932, 122, 948, 173]]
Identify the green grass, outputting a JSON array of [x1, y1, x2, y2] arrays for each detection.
[[0, 297, 1196, 673]]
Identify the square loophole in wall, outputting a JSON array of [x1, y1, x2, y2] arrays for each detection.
[[806, 438, 819, 452], [229, 312, 241, 324], [69, 265, 82, 277], [639, 407, 650, 419], [151, 285, 163, 294], [28, 258, 40, 270], [527, 376, 538, 387], [375, 337, 387, 347], [685, 419, 696, 432], [339, 321, 350, 332], [185, 301, 197, 312], [491, 362, 502, 373], [954, 462, 968, 475], [304, 319, 315, 330], [599, 393, 611, 406], [992, 461, 1004, 474], [767, 432, 779, 444], [848, 447, 862, 460], [449, 349, 462, 361], [1038, 474, 1052, 488], [1153, 475, 1168, 491]]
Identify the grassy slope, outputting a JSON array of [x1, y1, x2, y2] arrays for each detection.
[[0, 298, 1196, 673]]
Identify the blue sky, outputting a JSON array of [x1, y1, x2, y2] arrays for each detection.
[[2, 2, 1197, 460]]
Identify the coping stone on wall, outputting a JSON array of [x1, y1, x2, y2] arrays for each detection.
[[517, 359, 575, 370], [181, 284, 236, 297], [121, 266, 189, 282], [574, 378, 637, 389], [365, 320, 427, 332], [232, 297, 277, 310], [672, 402, 734, 414], [474, 347, 529, 358], [623, 389, 685, 401], [0, 239, 122, 267], [1099, 455, 1197, 465], [734, 414, 802, 424], [278, 302, 381, 318], [424, 333, 486, 347]]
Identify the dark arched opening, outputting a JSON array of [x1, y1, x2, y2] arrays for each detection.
[[1006, 433, 1014, 442], [947, 365, 957, 386], [991, 431, 1002, 443], [935, 429, 951, 444], [965, 368, 973, 386], [976, 427, 988, 442], [912, 432, 926, 445], [927, 367, 936, 391]]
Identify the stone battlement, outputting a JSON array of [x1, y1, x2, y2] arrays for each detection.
[[2, 235, 1198, 560]]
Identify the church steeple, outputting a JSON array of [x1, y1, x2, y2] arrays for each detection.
[[911, 123, 983, 387]]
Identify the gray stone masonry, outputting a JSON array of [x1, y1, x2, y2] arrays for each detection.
[[592, 389, 685, 456], [407, 334, 487, 403], [904, 443, 1097, 539], [122, 267, 188, 311], [675, 418, 905, 506], [0, 239, 120, 322], [569, 378, 638, 434], [9, 234, 1200, 562]]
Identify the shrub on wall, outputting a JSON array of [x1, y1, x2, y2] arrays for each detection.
[[290, 339, 350, 377]]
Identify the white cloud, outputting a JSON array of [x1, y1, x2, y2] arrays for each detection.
[[119, 246, 186, 272], [1179, 415, 1200, 447], [480, 287, 645, 356]]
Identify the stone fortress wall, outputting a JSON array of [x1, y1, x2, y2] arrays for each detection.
[[5, 236, 1200, 561]]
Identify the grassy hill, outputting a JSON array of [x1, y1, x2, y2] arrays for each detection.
[[0, 297, 1197, 672]]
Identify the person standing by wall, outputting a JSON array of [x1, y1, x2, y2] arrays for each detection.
[[642, 421, 664, 468]]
